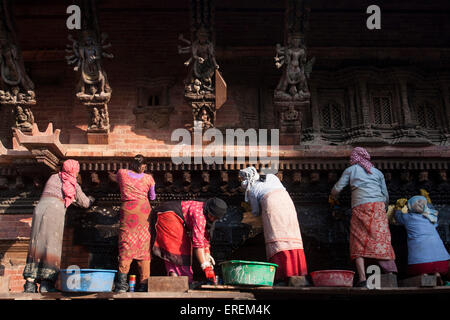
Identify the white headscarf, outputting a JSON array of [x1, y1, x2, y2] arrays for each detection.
[[239, 166, 260, 202]]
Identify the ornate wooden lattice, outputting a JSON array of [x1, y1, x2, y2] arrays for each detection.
[[373, 95, 393, 125], [321, 102, 343, 129], [417, 101, 438, 129]]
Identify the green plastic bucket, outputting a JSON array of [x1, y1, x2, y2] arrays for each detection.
[[220, 260, 278, 286]]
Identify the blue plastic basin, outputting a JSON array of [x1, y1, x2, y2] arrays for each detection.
[[60, 269, 117, 292]]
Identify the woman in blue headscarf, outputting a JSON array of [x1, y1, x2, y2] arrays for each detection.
[[395, 195, 449, 279]]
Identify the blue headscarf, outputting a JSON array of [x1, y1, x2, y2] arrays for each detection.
[[407, 195, 438, 224]]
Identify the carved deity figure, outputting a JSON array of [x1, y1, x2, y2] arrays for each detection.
[[14, 105, 34, 131], [89, 106, 109, 130], [66, 31, 113, 102], [274, 33, 314, 101], [0, 36, 35, 105], [178, 27, 219, 96]]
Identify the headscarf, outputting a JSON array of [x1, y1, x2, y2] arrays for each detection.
[[407, 195, 438, 224], [239, 166, 260, 202], [350, 147, 373, 174], [59, 159, 80, 208]]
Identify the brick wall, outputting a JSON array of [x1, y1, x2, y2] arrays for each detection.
[[0, 214, 90, 292]]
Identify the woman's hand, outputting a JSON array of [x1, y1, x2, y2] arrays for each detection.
[[88, 196, 96, 206]]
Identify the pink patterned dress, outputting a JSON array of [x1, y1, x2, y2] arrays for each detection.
[[117, 169, 155, 261]]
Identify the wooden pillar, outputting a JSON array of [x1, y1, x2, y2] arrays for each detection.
[[358, 78, 371, 125], [348, 86, 357, 127], [310, 82, 320, 132], [398, 77, 413, 125], [439, 80, 450, 128]]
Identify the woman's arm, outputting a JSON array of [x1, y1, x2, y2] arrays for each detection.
[[148, 185, 156, 201], [380, 173, 389, 206], [74, 184, 94, 208], [331, 168, 351, 198], [394, 210, 405, 225], [249, 193, 260, 216]]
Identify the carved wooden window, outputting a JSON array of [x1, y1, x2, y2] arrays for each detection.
[[372, 96, 393, 124], [321, 102, 343, 129], [417, 102, 438, 129]]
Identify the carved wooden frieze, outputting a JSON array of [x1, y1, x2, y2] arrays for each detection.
[[303, 68, 450, 146]]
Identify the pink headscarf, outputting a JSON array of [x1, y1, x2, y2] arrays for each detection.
[[350, 147, 373, 174], [59, 159, 80, 208]]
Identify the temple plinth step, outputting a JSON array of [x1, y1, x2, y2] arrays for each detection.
[[399, 274, 437, 287], [148, 276, 189, 292], [380, 273, 398, 288], [0, 276, 10, 293], [288, 276, 311, 287]]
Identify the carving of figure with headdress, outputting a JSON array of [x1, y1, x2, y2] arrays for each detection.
[[274, 33, 314, 101], [66, 30, 113, 102], [178, 27, 218, 96], [0, 28, 35, 104]]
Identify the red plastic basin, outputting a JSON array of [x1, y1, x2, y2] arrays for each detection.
[[310, 270, 355, 287]]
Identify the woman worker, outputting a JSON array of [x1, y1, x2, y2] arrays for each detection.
[[395, 195, 449, 281], [151, 197, 227, 283], [110, 154, 156, 292], [23, 159, 95, 293], [330, 147, 397, 287], [239, 166, 307, 283]]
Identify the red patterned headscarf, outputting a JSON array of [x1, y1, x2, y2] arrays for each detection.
[[59, 159, 80, 208], [350, 147, 373, 174]]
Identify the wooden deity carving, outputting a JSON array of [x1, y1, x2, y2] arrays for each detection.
[[274, 32, 314, 102], [0, 0, 36, 132], [65, 0, 112, 140], [179, 27, 219, 98], [178, 0, 226, 131], [66, 30, 113, 106], [274, 0, 314, 145]]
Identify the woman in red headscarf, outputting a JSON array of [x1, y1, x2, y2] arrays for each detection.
[[23, 159, 94, 293], [330, 147, 397, 287]]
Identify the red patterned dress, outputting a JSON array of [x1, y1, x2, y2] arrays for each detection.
[[152, 200, 210, 282], [117, 169, 155, 261], [350, 202, 396, 261]]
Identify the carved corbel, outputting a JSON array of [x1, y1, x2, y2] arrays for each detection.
[[182, 171, 192, 193], [201, 171, 210, 193], [66, 0, 113, 142], [0, 0, 37, 133], [179, 0, 226, 130], [293, 171, 302, 184], [274, 0, 313, 145], [310, 171, 320, 183]]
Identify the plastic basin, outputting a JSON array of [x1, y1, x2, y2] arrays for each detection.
[[220, 260, 278, 286], [310, 270, 355, 287], [60, 269, 117, 292]]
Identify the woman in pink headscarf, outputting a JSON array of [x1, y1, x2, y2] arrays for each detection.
[[330, 147, 397, 287], [23, 159, 94, 293]]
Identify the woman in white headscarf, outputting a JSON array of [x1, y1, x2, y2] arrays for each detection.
[[239, 166, 307, 283]]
